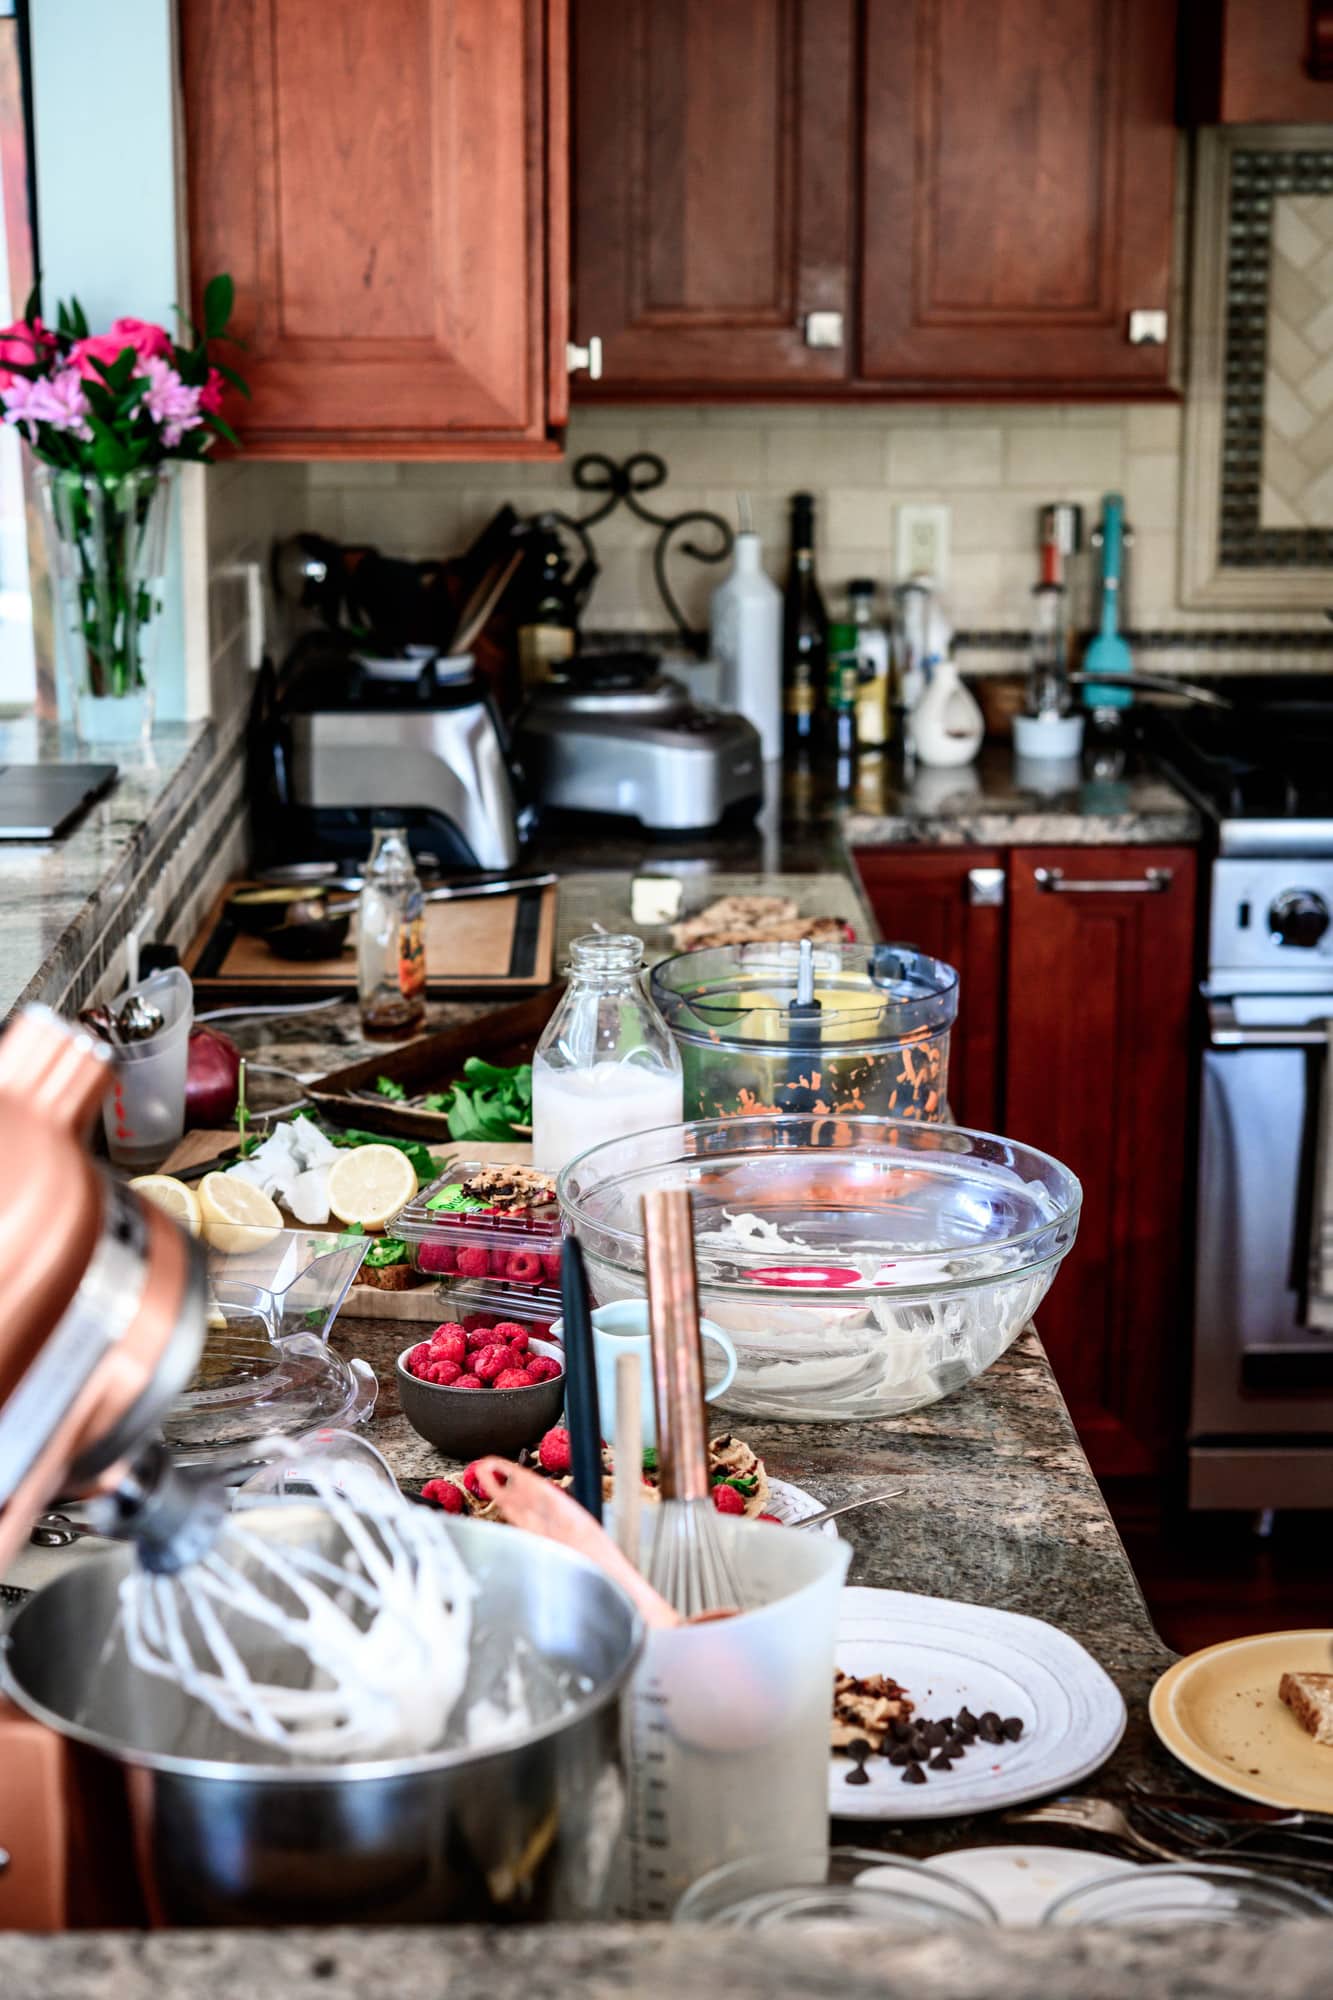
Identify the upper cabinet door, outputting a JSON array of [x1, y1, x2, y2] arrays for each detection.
[[572, 0, 854, 394], [858, 0, 1177, 395], [179, 0, 567, 458]]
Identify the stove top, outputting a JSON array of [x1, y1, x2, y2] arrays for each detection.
[[1148, 675, 1333, 855]]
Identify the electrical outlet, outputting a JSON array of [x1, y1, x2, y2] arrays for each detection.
[[896, 504, 950, 587]]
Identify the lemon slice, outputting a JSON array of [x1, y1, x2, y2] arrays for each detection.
[[198, 1171, 284, 1252], [129, 1174, 203, 1236], [326, 1145, 418, 1230]]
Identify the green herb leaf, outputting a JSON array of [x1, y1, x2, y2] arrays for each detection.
[[640, 1447, 659, 1475], [203, 272, 235, 339], [374, 1075, 406, 1102]]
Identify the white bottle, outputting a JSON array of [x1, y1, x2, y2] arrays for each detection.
[[911, 654, 985, 769], [709, 531, 782, 760]]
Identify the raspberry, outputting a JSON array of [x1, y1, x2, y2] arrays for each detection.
[[474, 1345, 511, 1384], [462, 1461, 485, 1498], [502, 1343, 530, 1371], [454, 1373, 481, 1389], [495, 1367, 534, 1388], [429, 1328, 468, 1367], [406, 1342, 433, 1378], [541, 1252, 562, 1283], [538, 1426, 572, 1475], [417, 1243, 456, 1275], [456, 1246, 491, 1279], [466, 1324, 501, 1351], [421, 1478, 465, 1513], [757, 1512, 783, 1524], [712, 1484, 746, 1515], [428, 1358, 462, 1385], [505, 1250, 543, 1284], [491, 1321, 529, 1347], [526, 1355, 562, 1384]]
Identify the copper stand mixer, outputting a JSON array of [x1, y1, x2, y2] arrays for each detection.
[[0, 1008, 210, 1927]]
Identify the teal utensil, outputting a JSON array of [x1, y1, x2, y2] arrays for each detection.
[[1081, 494, 1133, 709]]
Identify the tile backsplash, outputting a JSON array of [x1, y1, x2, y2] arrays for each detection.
[[215, 399, 1331, 709]]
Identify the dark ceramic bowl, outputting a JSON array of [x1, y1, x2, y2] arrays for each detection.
[[395, 1342, 565, 1458], [227, 886, 312, 936], [264, 903, 352, 961]]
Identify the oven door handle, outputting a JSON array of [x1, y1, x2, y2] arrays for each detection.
[[1033, 865, 1173, 895], [1208, 1000, 1331, 1048]]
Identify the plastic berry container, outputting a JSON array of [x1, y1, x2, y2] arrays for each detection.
[[389, 1163, 565, 1306]]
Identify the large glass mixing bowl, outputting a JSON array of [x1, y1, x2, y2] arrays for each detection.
[[650, 942, 958, 1123], [558, 1113, 1081, 1422]]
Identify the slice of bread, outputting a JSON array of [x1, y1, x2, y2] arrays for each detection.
[[1279, 1671, 1333, 1746], [356, 1261, 420, 1292]]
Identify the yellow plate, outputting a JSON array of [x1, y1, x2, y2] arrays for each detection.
[[1149, 1629, 1333, 1811]]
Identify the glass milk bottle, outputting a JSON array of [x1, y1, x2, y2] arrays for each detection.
[[532, 933, 683, 1177], [357, 827, 427, 1038]]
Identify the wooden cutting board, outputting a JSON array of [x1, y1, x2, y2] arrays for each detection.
[[183, 879, 557, 1001]]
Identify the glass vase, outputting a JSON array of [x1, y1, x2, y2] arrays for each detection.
[[35, 463, 175, 746]]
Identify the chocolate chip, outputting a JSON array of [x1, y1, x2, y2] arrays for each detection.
[[845, 1765, 871, 1786], [928, 1752, 953, 1772], [957, 1707, 978, 1731], [979, 1711, 1000, 1729], [888, 1745, 913, 1766], [923, 1721, 947, 1748], [979, 1718, 1003, 1744], [944, 1734, 968, 1758], [937, 1716, 953, 1732], [1002, 1717, 1024, 1741], [901, 1762, 927, 1784], [890, 1718, 914, 1742]]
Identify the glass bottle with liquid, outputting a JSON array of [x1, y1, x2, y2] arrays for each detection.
[[357, 827, 427, 1038], [847, 578, 892, 750], [531, 933, 683, 1178], [782, 492, 828, 758]]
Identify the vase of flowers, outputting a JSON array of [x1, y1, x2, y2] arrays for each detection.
[[0, 276, 245, 744]]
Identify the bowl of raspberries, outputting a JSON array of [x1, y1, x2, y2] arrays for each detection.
[[395, 1319, 565, 1456]]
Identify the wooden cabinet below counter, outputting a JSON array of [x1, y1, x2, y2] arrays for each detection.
[[178, 0, 569, 458], [854, 843, 1198, 1500]]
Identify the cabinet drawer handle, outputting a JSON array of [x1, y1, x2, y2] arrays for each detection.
[[1033, 865, 1173, 895]]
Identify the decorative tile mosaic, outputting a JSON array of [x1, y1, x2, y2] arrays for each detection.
[[1223, 149, 1333, 569]]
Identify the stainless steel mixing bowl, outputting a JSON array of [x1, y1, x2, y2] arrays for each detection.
[[1, 1512, 641, 1926]]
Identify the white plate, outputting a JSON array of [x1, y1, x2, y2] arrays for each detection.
[[921, 1845, 1136, 1925], [829, 1586, 1127, 1820]]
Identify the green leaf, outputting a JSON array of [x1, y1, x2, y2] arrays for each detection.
[[90, 348, 136, 393], [22, 279, 41, 326], [375, 1075, 406, 1102], [203, 272, 234, 339], [67, 296, 89, 339], [212, 358, 251, 399], [203, 411, 242, 448]]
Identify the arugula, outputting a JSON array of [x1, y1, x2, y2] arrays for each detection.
[[436, 1058, 533, 1144], [374, 1075, 406, 1103], [330, 1126, 442, 1184]]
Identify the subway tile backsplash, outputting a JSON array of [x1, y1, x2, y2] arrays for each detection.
[[221, 402, 1331, 669]]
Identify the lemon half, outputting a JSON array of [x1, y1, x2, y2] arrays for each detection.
[[326, 1145, 418, 1230], [198, 1171, 284, 1253], [129, 1174, 203, 1236]]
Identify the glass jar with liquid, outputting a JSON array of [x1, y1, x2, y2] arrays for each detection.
[[532, 933, 683, 1177], [357, 827, 427, 1038]]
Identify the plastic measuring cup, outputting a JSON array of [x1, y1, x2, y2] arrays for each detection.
[[614, 1515, 851, 1918], [101, 966, 193, 1168]]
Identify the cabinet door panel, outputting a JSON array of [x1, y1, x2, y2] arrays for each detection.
[[859, 0, 1176, 392], [854, 848, 1004, 1133], [180, 0, 562, 455], [1005, 848, 1197, 1479], [573, 0, 853, 390]]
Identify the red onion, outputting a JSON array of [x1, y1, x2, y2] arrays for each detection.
[[186, 1024, 242, 1128]]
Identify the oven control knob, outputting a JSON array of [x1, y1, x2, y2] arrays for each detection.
[[1269, 889, 1331, 949]]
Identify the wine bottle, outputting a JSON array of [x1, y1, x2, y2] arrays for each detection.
[[782, 492, 827, 756]]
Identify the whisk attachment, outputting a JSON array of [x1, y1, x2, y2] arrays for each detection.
[[87, 1437, 226, 1574], [110, 1449, 476, 1762], [642, 1186, 745, 1622]]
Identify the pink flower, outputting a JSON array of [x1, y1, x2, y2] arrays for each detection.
[[0, 317, 54, 390], [137, 354, 202, 446], [68, 330, 137, 381], [107, 316, 172, 362], [199, 367, 225, 416], [2, 368, 91, 438]]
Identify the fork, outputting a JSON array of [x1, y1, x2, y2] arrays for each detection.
[[1002, 1795, 1180, 1861], [1130, 1798, 1333, 1861]]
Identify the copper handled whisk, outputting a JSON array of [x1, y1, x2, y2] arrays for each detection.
[[642, 1186, 744, 1620]]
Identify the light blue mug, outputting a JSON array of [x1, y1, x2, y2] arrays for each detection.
[[548, 1299, 738, 1448]]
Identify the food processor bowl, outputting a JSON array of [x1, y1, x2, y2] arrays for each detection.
[[559, 1113, 1081, 1422], [1, 1514, 642, 1925], [650, 942, 958, 1123]]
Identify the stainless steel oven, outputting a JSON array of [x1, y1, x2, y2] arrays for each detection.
[[1190, 856, 1333, 1508]]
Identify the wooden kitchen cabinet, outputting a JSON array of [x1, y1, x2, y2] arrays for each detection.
[[858, 0, 1178, 395], [855, 842, 1198, 1495], [571, 0, 855, 394], [854, 847, 1005, 1132], [1179, 0, 1333, 123], [572, 0, 1176, 398], [1005, 847, 1197, 1487], [178, 0, 569, 458]]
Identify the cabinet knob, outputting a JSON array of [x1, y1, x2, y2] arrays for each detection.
[[803, 311, 843, 350], [967, 867, 1005, 907], [566, 335, 603, 381], [1127, 309, 1168, 347]]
